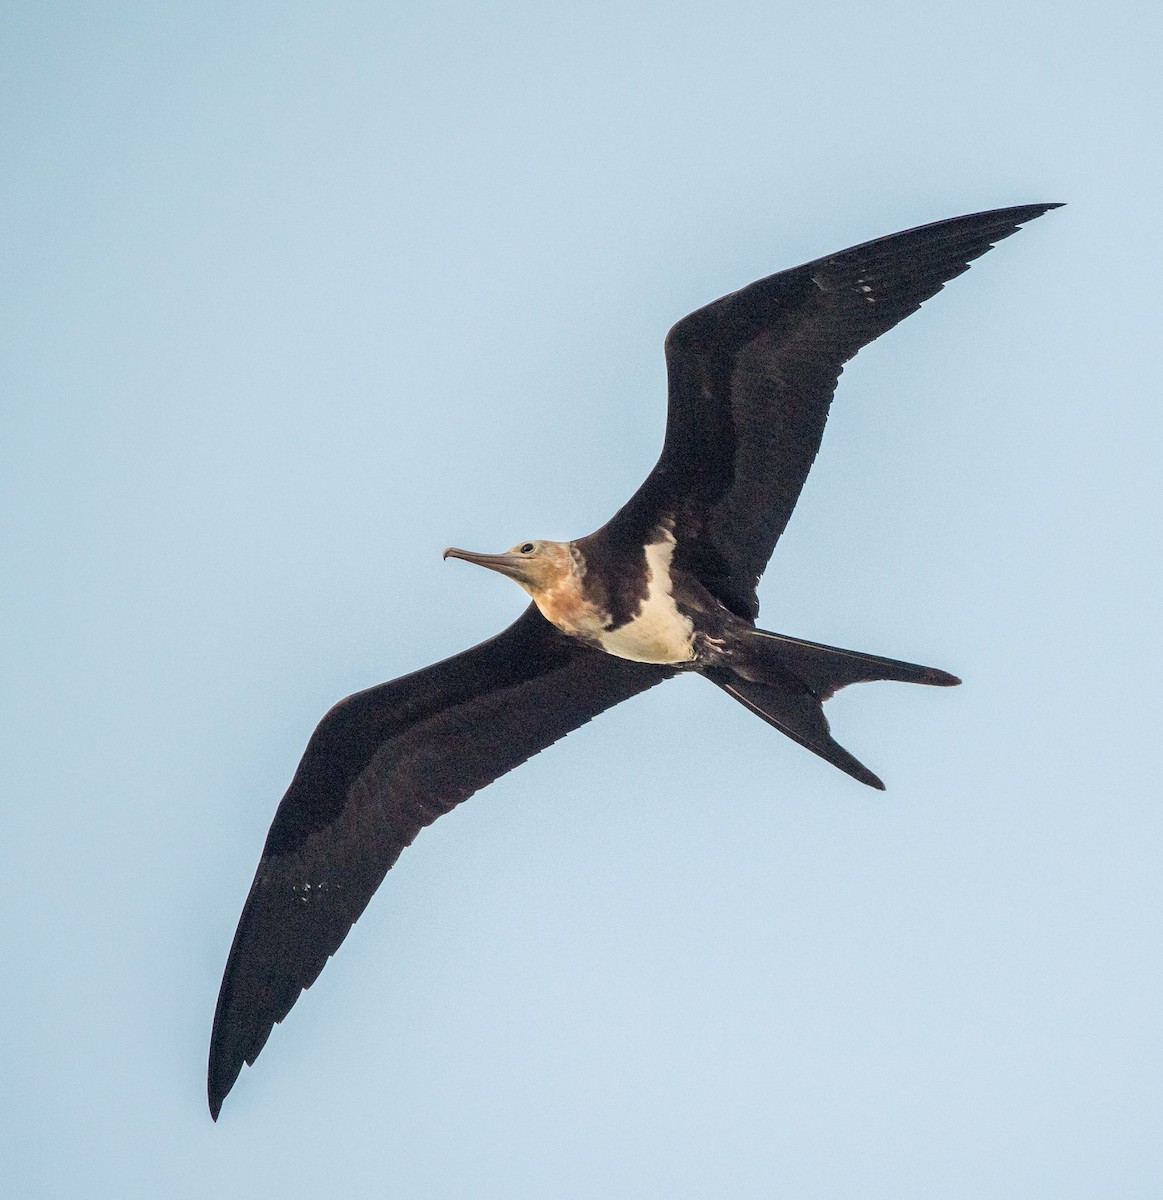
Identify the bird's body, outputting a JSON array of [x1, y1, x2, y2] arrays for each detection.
[[460, 529, 702, 665], [208, 203, 1060, 1118]]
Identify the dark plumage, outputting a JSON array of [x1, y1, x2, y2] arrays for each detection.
[[209, 203, 1060, 1118]]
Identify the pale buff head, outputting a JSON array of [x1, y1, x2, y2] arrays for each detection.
[[443, 539, 576, 602]]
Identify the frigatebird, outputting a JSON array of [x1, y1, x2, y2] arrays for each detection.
[[208, 203, 1059, 1117]]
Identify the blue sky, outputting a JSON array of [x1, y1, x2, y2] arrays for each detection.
[[3, 3, 1161, 1196]]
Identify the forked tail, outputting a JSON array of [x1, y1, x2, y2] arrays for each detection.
[[708, 628, 960, 789]]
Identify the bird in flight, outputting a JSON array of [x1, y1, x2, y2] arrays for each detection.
[[208, 202, 1060, 1118]]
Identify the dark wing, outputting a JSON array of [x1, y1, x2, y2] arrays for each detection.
[[609, 203, 1061, 619], [208, 604, 672, 1118]]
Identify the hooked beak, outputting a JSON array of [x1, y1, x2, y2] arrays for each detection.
[[443, 547, 530, 583]]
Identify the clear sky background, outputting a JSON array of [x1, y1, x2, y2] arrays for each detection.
[[3, 3, 1160, 1196]]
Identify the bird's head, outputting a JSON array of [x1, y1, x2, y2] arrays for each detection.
[[443, 539, 577, 602]]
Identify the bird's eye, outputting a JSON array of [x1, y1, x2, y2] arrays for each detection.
[[520, 542, 535, 554]]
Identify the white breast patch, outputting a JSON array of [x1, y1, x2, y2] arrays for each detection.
[[595, 531, 695, 665]]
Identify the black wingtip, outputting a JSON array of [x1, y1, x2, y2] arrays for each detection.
[[208, 1044, 240, 1122], [208, 1000, 242, 1122], [208, 1062, 232, 1120], [994, 201, 1064, 219], [1015, 201, 1065, 223], [851, 761, 887, 791]]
